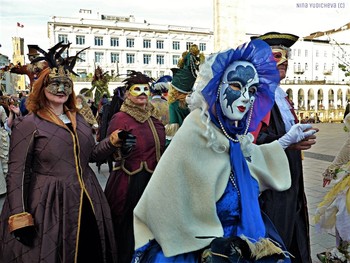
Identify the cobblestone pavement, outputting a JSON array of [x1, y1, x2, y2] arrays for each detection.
[[0, 122, 347, 262]]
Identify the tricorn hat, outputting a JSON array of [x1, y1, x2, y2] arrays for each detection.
[[251, 32, 299, 48], [27, 45, 40, 56]]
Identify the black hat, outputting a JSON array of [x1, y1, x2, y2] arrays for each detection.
[[27, 45, 40, 56], [251, 32, 299, 48]]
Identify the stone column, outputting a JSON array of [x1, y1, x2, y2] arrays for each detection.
[[213, 0, 250, 52]]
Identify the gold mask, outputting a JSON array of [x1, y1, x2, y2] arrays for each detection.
[[46, 66, 73, 96], [272, 48, 288, 65], [129, 84, 150, 97]]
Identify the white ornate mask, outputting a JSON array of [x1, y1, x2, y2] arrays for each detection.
[[219, 61, 258, 121]]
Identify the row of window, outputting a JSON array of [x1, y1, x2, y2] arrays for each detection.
[[58, 34, 207, 51], [77, 51, 181, 65], [292, 48, 348, 58], [292, 62, 336, 71]]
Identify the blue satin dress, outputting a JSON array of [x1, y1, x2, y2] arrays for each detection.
[[132, 180, 291, 263]]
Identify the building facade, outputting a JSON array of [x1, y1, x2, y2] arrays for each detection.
[[281, 31, 350, 122], [48, 9, 214, 83]]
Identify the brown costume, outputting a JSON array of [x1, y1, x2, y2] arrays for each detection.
[[0, 110, 117, 262], [0, 42, 117, 263], [10, 62, 47, 90]]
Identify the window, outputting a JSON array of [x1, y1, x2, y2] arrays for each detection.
[[143, 54, 151, 64], [297, 49, 301, 56], [324, 51, 327, 57], [172, 55, 180, 65], [58, 34, 68, 43], [186, 42, 193, 50], [305, 63, 308, 70], [77, 69, 87, 78], [76, 35, 85, 45], [94, 52, 104, 63], [143, 39, 151, 49], [111, 37, 119, 47], [156, 55, 164, 65], [111, 53, 119, 63], [305, 50, 308, 57], [95, 36, 103, 46], [199, 43, 206, 51], [77, 51, 86, 62], [315, 50, 319, 57], [172, 41, 180, 50], [315, 62, 319, 70], [156, 40, 164, 49], [126, 53, 135, 64], [324, 63, 327, 70], [126, 38, 135, 48]]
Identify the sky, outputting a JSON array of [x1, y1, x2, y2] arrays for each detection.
[[1, 0, 350, 59]]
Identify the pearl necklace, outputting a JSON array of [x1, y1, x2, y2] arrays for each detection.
[[229, 171, 241, 200], [218, 103, 254, 143]]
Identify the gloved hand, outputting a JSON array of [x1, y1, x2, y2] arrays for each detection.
[[206, 236, 252, 262], [118, 130, 137, 156], [238, 133, 254, 159], [13, 225, 36, 247], [278, 123, 317, 149]]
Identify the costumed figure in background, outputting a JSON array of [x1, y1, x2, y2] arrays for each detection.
[[251, 32, 318, 263], [9, 45, 48, 90], [105, 71, 166, 263], [95, 86, 127, 172], [132, 39, 317, 263], [150, 75, 172, 126], [76, 94, 99, 130], [0, 42, 119, 262], [165, 44, 205, 143], [315, 113, 350, 263], [0, 104, 10, 195]]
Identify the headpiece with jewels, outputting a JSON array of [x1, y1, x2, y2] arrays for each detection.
[[30, 41, 89, 81]]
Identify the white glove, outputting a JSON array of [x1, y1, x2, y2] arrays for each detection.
[[238, 133, 254, 159], [278, 123, 317, 149]]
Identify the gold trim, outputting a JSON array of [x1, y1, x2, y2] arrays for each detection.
[[8, 212, 34, 233], [147, 118, 161, 162], [112, 161, 156, 175], [259, 34, 298, 42], [210, 252, 229, 259], [69, 126, 95, 262]]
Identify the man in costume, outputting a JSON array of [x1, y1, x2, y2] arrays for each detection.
[[9, 45, 47, 90], [251, 32, 318, 263], [165, 44, 204, 143], [150, 75, 172, 126]]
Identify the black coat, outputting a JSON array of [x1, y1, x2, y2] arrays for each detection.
[[256, 103, 312, 263]]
